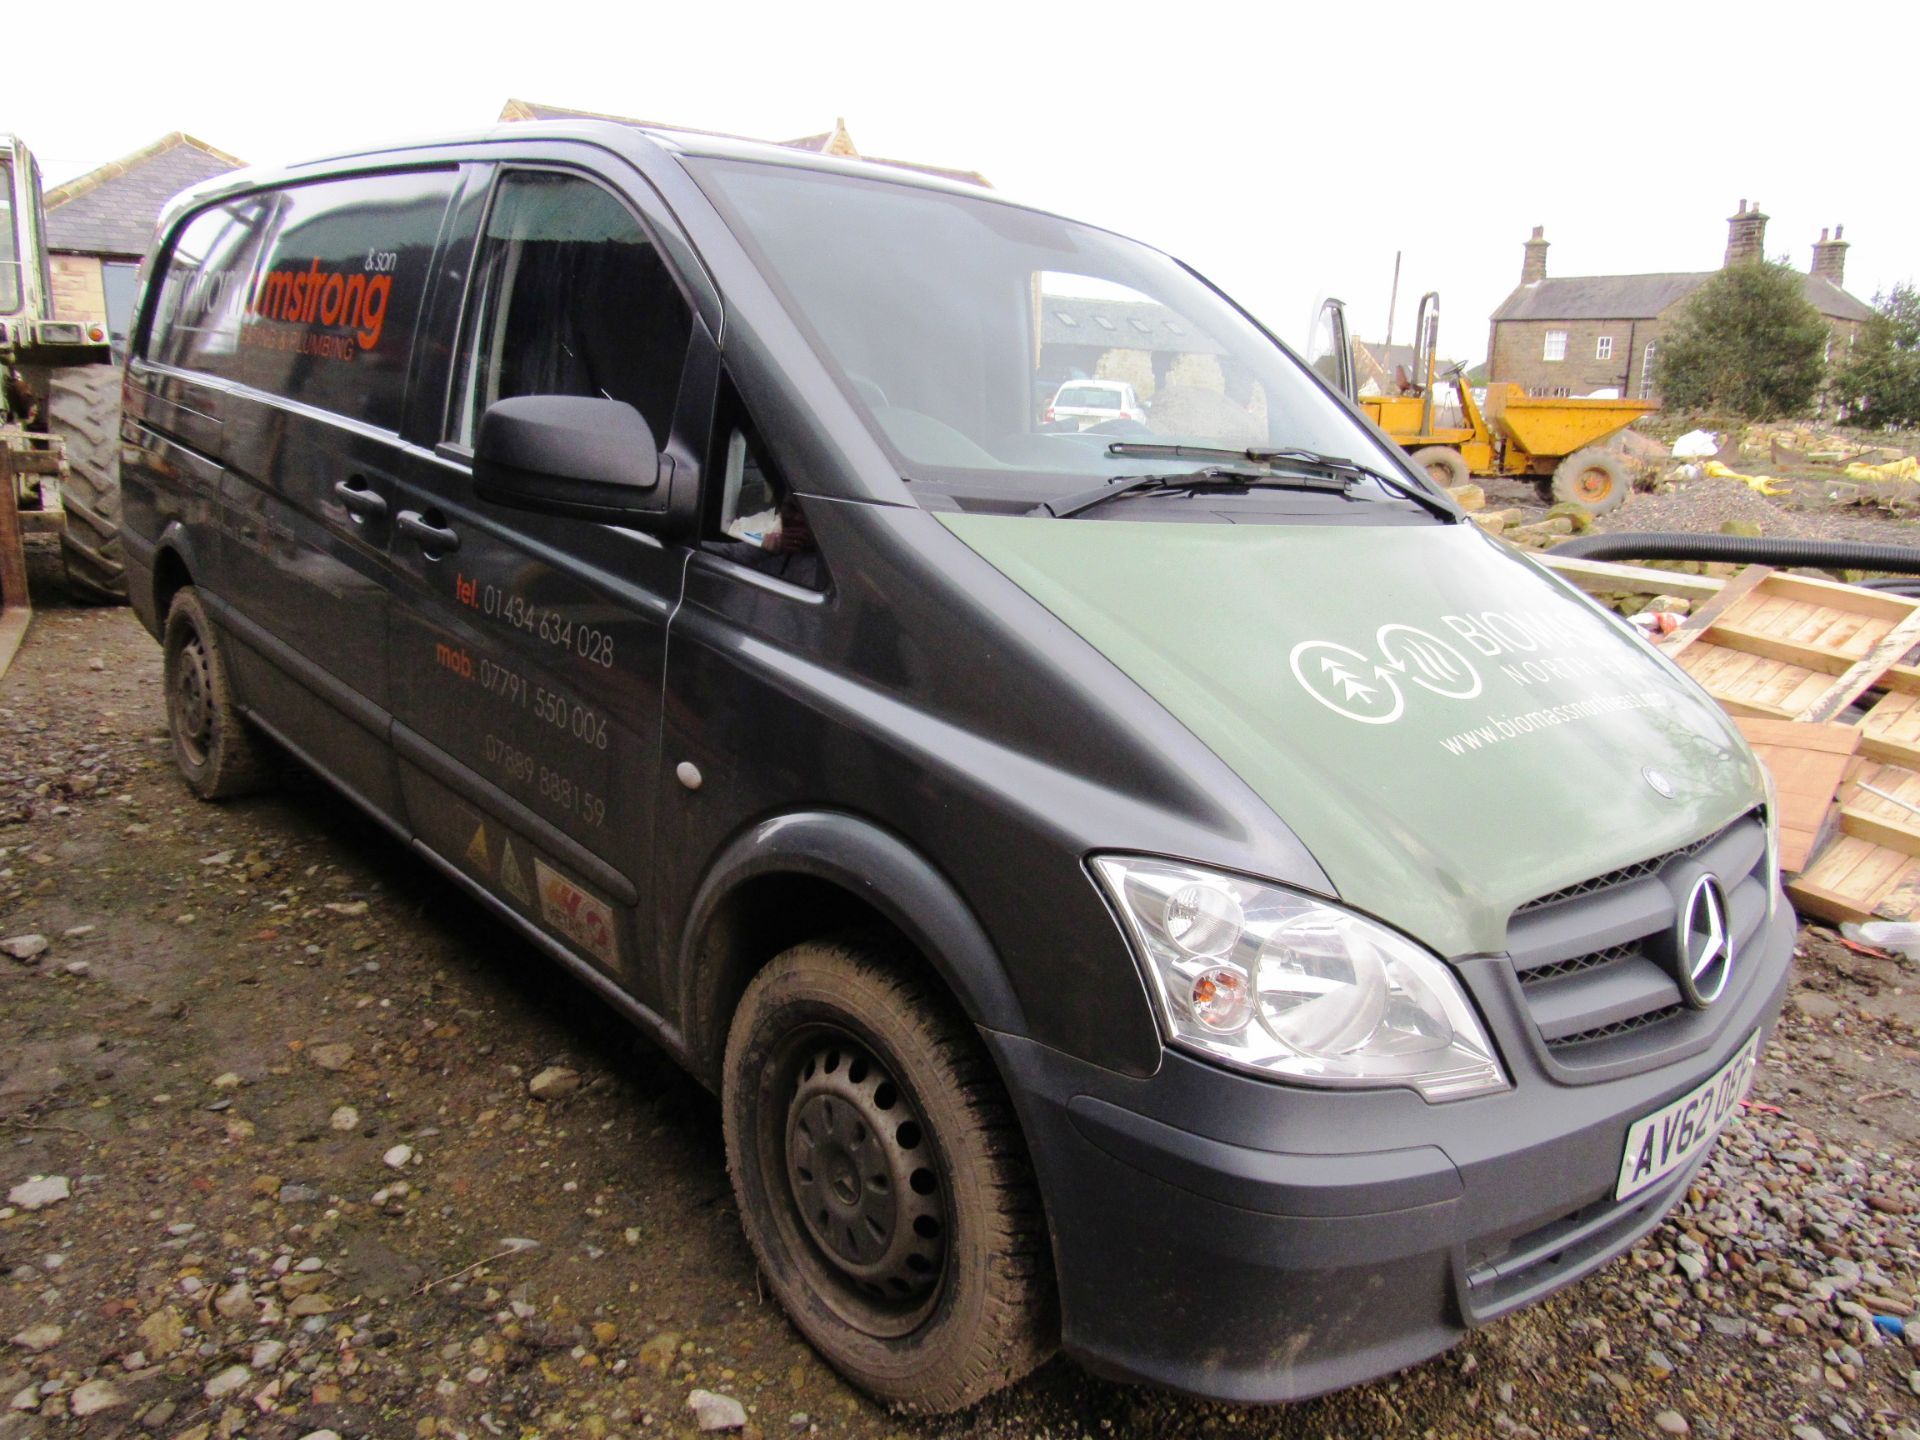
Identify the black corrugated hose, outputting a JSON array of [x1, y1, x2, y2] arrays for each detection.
[[1552, 531, 1920, 575]]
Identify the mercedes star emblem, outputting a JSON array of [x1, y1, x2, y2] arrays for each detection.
[[1676, 874, 1733, 1008]]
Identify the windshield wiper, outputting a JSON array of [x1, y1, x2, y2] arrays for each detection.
[[1250, 446, 1458, 522], [1104, 442, 1459, 523], [1040, 466, 1349, 519]]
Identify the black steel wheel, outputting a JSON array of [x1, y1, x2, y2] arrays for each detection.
[[163, 587, 272, 800], [778, 1028, 949, 1335], [722, 937, 1054, 1412]]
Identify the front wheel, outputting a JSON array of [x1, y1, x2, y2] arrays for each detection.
[[1408, 445, 1471, 490], [1550, 447, 1631, 514], [722, 938, 1055, 1412]]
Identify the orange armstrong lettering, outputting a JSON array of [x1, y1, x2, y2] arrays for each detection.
[[249, 258, 391, 350]]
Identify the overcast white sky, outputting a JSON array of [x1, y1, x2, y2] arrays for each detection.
[[15, 0, 1914, 363]]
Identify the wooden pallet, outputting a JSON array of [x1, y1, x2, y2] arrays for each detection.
[[1651, 565, 1920, 923], [1733, 718, 1858, 873], [1660, 567, 1920, 723], [1792, 757, 1920, 922]]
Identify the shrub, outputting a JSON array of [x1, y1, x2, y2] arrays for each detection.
[[1835, 282, 1920, 429], [1655, 261, 1827, 419]]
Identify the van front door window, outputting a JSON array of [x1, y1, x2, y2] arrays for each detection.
[[452, 170, 692, 450]]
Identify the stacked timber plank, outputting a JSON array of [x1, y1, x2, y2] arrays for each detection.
[[1660, 567, 1920, 725], [1796, 758, 1920, 923], [1650, 566, 1920, 923], [1541, 552, 1920, 922]]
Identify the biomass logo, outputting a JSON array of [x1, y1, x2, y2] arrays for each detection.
[[244, 255, 393, 361], [1289, 624, 1483, 725]]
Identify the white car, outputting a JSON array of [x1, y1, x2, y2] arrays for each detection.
[[1045, 379, 1147, 428]]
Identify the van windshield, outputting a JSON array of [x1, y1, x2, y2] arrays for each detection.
[[689, 159, 1414, 514]]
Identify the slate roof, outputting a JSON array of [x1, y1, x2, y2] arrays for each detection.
[[498, 99, 991, 187], [1803, 273, 1875, 323], [43, 133, 244, 258], [1493, 270, 1874, 325]]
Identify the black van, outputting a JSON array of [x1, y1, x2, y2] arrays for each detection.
[[120, 120, 1793, 1411]]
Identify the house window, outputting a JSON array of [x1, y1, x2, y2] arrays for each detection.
[[1595, 335, 1613, 361], [1543, 330, 1567, 362], [1639, 342, 1657, 400]]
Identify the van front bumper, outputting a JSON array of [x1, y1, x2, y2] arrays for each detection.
[[985, 897, 1794, 1404]]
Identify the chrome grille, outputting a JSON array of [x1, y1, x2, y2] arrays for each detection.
[[1505, 812, 1768, 1064], [1514, 829, 1719, 916], [1550, 1003, 1688, 1049], [1519, 942, 1636, 986]]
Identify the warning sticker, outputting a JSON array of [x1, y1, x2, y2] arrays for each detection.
[[499, 840, 532, 908], [534, 858, 619, 968], [465, 820, 492, 877]]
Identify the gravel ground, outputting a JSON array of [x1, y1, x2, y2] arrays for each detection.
[[2, 581, 1918, 1440], [1472, 441, 1920, 557], [1598, 475, 1920, 547]]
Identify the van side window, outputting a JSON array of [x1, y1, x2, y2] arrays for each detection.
[[703, 382, 824, 590], [144, 197, 277, 383], [451, 171, 692, 450], [241, 169, 458, 432]]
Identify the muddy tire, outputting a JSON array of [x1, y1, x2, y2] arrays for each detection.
[[1409, 445, 1471, 490], [1551, 447, 1631, 515], [163, 587, 272, 800], [48, 367, 128, 604], [722, 938, 1055, 1412]]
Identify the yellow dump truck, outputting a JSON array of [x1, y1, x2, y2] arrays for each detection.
[[1312, 293, 1654, 514]]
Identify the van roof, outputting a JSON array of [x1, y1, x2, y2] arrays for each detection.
[[149, 118, 1031, 259], [170, 119, 996, 209]]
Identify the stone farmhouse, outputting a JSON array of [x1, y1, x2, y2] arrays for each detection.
[[1487, 202, 1873, 401]]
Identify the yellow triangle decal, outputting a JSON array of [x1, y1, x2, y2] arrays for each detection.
[[465, 821, 490, 875], [499, 840, 532, 907]]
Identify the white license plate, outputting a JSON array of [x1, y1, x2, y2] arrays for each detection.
[[1614, 1032, 1759, 1201]]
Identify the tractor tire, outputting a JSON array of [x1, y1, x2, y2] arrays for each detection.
[[48, 366, 128, 604], [1409, 445, 1471, 491], [1551, 447, 1631, 515]]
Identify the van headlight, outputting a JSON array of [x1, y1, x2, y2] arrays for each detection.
[[1092, 856, 1508, 1101]]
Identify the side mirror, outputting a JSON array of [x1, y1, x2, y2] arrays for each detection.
[[473, 395, 666, 522]]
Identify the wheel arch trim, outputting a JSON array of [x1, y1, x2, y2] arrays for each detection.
[[679, 810, 1028, 1074]]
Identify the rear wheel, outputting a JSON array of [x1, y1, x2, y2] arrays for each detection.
[[1551, 447, 1630, 514], [1409, 445, 1471, 490], [163, 587, 272, 800], [48, 367, 127, 604], [722, 938, 1055, 1412]]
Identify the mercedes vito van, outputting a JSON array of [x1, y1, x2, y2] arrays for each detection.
[[119, 119, 1792, 1412]]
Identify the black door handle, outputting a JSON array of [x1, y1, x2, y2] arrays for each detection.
[[396, 509, 460, 554], [333, 479, 388, 520]]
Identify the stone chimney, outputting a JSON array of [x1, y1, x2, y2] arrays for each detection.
[[1521, 225, 1549, 285], [1811, 224, 1849, 286], [1724, 199, 1769, 268]]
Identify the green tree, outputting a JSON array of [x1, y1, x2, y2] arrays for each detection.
[[1655, 261, 1828, 418], [1835, 283, 1920, 428]]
